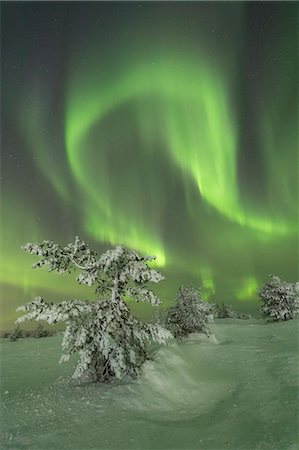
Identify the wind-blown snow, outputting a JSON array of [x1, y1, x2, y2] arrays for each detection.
[[1, 319, 298, 449]]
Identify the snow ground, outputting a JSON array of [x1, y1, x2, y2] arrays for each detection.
[[1, 318, 298, 450]]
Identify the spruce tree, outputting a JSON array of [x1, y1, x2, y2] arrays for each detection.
[[16, 237, 171, 382], [258, 275, 299, 322], [164, 285, 214, 339], [214, 303, 251, 319], [214, 302, 237, 319]]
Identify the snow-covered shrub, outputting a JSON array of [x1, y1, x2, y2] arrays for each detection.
[[16, 237, 171, 382], [214, 303, 251, 320], [33, 323, 54, 338], [164, 285, 214, 339], [214, 302, 237, 319], [258, 275, 299, 322], [237, 312, 251, 320]]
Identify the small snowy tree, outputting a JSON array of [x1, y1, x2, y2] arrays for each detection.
[[214, 302, 237, 319], [214, 302, 251, 320], [237, 312, 251, 320], [258, 275, 299, 322], [16, 237, 171, 382], [214, 303, 251, 319], [164, 285, 214, 339], [33, 323, 54, 338]]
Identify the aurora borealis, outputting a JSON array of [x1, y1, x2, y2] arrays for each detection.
[[1, 2, 298, 328]]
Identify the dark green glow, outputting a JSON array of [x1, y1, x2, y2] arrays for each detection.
[[1, 193, 91, 297]]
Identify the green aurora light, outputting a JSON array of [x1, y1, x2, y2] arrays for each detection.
[[1, 2, 298, 328]]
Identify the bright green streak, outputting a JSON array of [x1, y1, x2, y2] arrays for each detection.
[[235, 277, 259, 301], [18, 85, 69, 200], [65, 55, 293, 242], [199, 267, 215, 300]]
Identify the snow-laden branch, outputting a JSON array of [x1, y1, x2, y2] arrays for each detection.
[[125, 286, 161, 305], [22, 237, 164, 304]]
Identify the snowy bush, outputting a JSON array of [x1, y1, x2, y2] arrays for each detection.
[[237, 312, 251, 320], [214, 302, 237, 319], [258, 275, 299, 322], [214, 303, 251, 319], [33, 323, 54, 338], [16, 237, 171, 382], [164, 285, 214, 339]]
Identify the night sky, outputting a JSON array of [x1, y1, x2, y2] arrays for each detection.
[[1, 2, 298, 328]]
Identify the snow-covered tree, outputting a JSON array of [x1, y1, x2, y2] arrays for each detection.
[[16, 237, 171, 382], [214, 302, 251, 319], [164, 285, 214, 339], [237, 312, 251, 320], [258, 275, 299, 322], [33, 323, 54, 338], [214, 302, 237, 319]]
